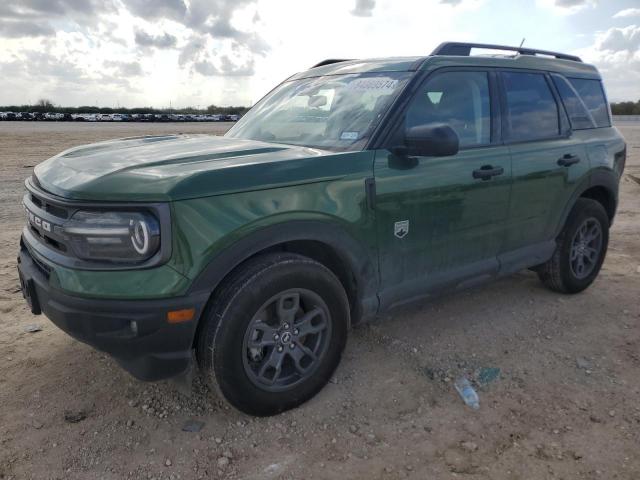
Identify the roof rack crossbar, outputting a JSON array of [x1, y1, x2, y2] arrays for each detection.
[[431, 42, 582, 63], [311, 59, 353, 68]]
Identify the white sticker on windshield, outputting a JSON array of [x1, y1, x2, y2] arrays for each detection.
[[340, 131, 359, 140], [347, 78, 399, 91]]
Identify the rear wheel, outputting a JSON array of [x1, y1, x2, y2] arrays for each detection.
[[537, 198, 609, 293], [196, 252, 349, 416]]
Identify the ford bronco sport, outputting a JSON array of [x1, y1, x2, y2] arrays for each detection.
[[18, 42, 626, 415]]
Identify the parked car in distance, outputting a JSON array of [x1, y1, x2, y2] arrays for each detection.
[[17, 42, 626, 416], [0, 111, 240, 122]]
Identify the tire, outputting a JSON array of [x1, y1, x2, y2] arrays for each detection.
[[537, 198, 609, 294], [196, 252, 349, 416]]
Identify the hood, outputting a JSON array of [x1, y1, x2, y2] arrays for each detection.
[[33, 134, 346, 202]]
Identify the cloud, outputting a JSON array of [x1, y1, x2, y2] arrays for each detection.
[[578, 25, 640, 101], [438, 0, 485, 8], [209, 17, 238, 37], [613, 8, 640, 19], [204, 20, 269, 55], [536, 0, 595, 14], [122, 0, 269, 75], [0, 0, 267, 95], [134, 29, 177, 48], [0, 0, 116, 37], [178, 36, 208, 66], [4, 50, 88, 84], [0, 20, 54, 37], [219, 55, 254, 76], [0, 0, 114, 18], [597, 25, 640, 53], [194, 60, 217, 76], [0, 48, 145, 105], [120, 0, 186, 22], [554, 0, 590, 6], [104, 60, 144, 76], [177, 31, 260, 77], [185, 0, 268, 55], [351, 0, 376, 16], [121, 0, 267, 54], [191, 53, 254, 77]]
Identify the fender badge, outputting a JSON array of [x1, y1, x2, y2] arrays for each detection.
[[394, 220, 409, 239]]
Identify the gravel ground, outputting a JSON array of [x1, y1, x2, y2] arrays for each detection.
[[0, 121, 639, 480]]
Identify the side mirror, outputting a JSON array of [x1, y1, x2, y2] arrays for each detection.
[[402, 123, 459, 157]]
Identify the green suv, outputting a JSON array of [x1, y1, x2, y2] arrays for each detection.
[[18, 42, 626, 415]]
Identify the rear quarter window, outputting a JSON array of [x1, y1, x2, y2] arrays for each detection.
[[551, 74, 596, 130], [567, 78, 611, 128]]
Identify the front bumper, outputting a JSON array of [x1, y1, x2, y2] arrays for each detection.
[[17, 239, 209, 381]]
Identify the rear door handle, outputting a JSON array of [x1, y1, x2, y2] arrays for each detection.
[[472, 165, 504, 181], [557, 154, 581, 167]]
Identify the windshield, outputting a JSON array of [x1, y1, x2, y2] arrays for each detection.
[[225, 72, 411, 151]]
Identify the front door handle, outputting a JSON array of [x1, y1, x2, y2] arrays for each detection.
[[472, 165, 504, 181], [557, 154, 581, 167]]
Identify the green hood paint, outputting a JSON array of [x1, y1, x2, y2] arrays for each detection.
[[34, 134, 346, 201]]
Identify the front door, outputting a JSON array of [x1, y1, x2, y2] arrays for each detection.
[[373, 69, 512, 309]]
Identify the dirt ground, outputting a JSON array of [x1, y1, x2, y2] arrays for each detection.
[[0, 121, 639, 480]]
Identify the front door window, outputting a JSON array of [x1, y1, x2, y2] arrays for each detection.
[[405, 71, 491, 148]]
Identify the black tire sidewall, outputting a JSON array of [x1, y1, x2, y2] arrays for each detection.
[[557, 199, 609, 293], [201, 255, 348, 416]]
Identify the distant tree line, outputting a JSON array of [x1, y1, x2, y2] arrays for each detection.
[[0, 98, 249, 116], [611, 100, 640, 116]]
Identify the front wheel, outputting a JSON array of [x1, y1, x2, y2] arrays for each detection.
[[196, 252, 349, 416], [537, 198, 609, 294]]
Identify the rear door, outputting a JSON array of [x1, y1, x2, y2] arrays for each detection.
[[373, 69, 512, 308], [499, 70, 589, 270]]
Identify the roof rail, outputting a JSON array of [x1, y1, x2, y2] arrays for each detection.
[[311, 59, 353, 68], [431, 42, 582, 63]]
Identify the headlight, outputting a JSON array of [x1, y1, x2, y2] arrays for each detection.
[[63, 210, 161, 263]]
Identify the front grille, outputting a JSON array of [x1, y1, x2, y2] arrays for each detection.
[[24, 180, 74, 256], [30, 193, 69, 219], [29, 224, 67, 252]]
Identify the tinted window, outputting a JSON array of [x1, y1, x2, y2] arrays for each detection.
[[568, 78, 610, 128], [551, 74, 596, 130], [503, 72, 560, 141], [406, 71, 491, 148]]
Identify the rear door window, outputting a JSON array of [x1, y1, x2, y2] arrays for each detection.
[[502, 72, 560, 142], [567, 78, 611, 128]]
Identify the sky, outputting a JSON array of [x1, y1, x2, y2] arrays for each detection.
[[0, 0, 639, 108]]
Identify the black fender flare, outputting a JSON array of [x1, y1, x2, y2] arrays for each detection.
[[555, 169, 619, 236], [186, 220, 380, 323]]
